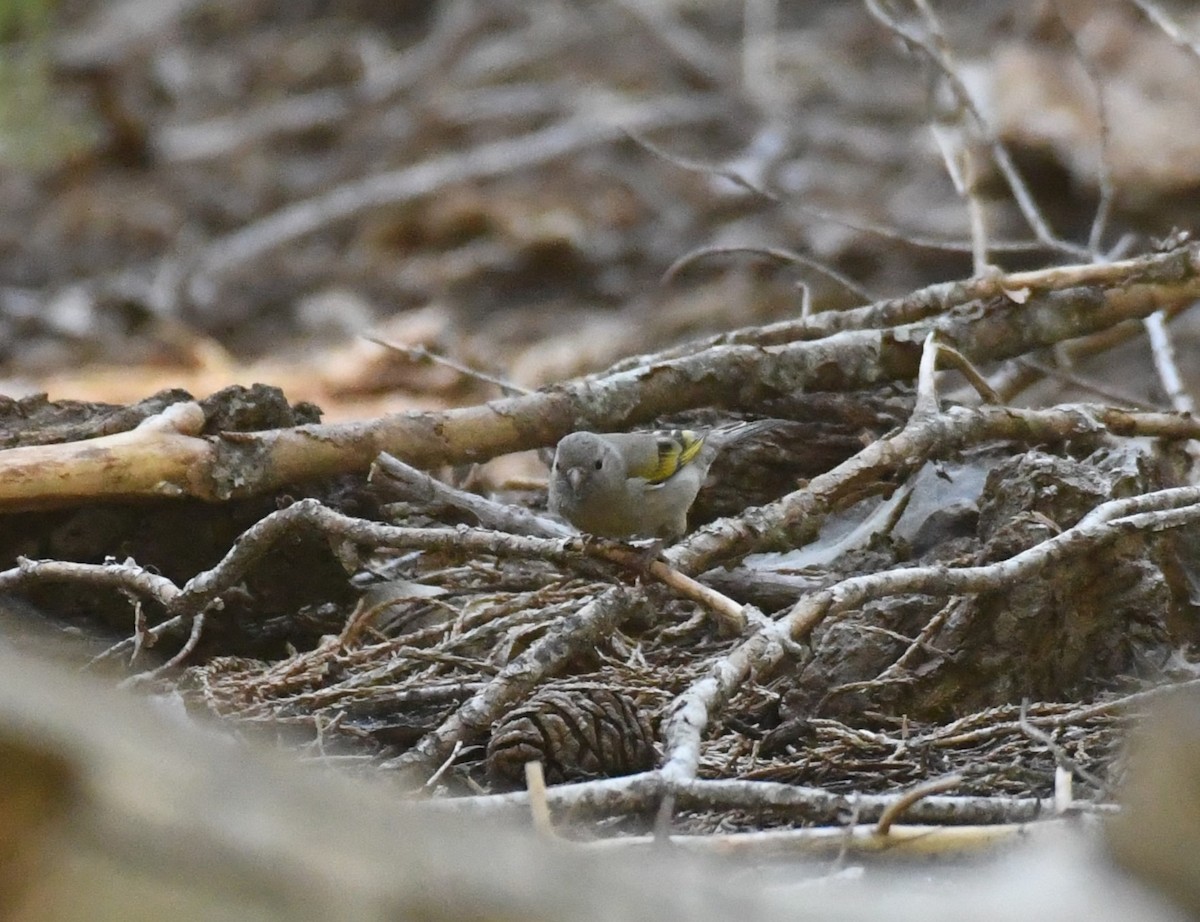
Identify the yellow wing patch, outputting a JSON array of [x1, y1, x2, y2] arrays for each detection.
[[643, 430, 705, 484]]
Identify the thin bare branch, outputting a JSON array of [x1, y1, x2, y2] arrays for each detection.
[[186, 95, 722, 307], [913, 331, 942, 418], [670, 404, 1200, 576], [935, 343, 1001, 404], [782, 487, 1200, 645], [1015, 358, 1164, 410], [1049, 2, 1117, 257], [661, 477, 1200, 776], [366, 339, 531, 397], [371, 453, 570, 538], [663, 244, 875, 304], [876, 774, 964, 835], [1128, 0, 1200, 60], [610, 0, 734, 90], [1018, 700, 1110, 794], [1143, 311, 1196, 415], [863, 0, 1089, 259], [626, 128, 1052, 256], [385, 586, 643, 777]]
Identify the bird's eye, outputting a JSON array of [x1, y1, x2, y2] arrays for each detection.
[[593, 458, 603, 470]]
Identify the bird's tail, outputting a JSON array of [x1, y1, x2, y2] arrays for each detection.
[[707, 418, 785, 448]]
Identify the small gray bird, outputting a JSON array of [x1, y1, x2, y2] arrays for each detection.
[[547, 422, 775, 540]]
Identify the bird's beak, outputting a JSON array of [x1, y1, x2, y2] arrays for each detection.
[[567, 468, 583, 490]]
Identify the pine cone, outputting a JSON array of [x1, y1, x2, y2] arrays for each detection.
[[486, 688, 655, 786]]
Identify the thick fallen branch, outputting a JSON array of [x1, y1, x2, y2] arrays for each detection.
[[425, 771, 1052, 827], [0, 245, 1197, 511]]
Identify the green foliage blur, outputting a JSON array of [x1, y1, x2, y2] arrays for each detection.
[[0, 0, 92, 169]]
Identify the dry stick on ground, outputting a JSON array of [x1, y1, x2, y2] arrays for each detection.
[[838, 597, 960, 693], [661, 486, 1200, 783], [303, 682, 486, 714], [16, 410, 1200, 675], [371, 452, 570, 538], [1010, 358, 1162, 409], [24, 507, 582, 666], [1112, 0, 1198, 429], [19, 406, 1198, 689], [153, 0, 493, 162], [1017, 701, 1110, 795], [610, 0, 735, 91], [657, 335, 1200, 775], [2, 244, 1200, 512], [429, 772, 1049, 826], [13, 507, 739, 754], [875, 775, 964, 835], [366, 341, 531, 397], [112, 486, 742, 774], [0, 559, 180, 613], [184, 94, 721, 307], [1048, 2, 1116, 257], [915, 26, 992, 272], [663, 244, 877, 304], [1144, 311, 1196, 417], [70, 501, 742, 666], [173, 502, 595, 617], [911, 330, 943, 417], [886, 678, 1200, 753], [864, 0, 1087, 260], [437, 678, 1200, 823], [628, 130, 1047, 259], [682, 328, 961, 582], [382, 586, 644, 778], [988, 299, 1192, 406], [793, 490, 1200, 644], [122, 611, 207, 687], [668, 402, 1200, 575], [934, 343, 1001, 404]]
